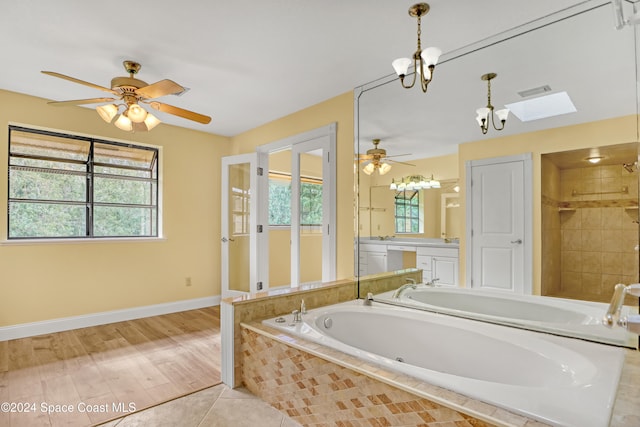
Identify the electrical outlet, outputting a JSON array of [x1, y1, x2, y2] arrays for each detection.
[[185, 277, 192, 287]]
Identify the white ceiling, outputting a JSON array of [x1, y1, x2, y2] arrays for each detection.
[[0, 0, 616, 140], [357, 0, 639, 161]]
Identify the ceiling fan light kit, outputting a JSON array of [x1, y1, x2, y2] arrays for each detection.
[[42, 60, 211, 132], [360, 139, 416, 175], [392, 3, 441, 93]]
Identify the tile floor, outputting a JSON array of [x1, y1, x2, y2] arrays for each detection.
[[97, 384, 301, 427]]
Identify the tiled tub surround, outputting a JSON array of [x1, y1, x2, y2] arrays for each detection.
[[221, 269, 422, 387], [243, 318, 640, 427], [241, 326, 496, 427], [374, 286, 637, 348], [258, 301, 625, 427]]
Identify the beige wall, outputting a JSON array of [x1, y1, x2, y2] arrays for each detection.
[[230, 92, 355, 282], [458, 115, 638, 294], [0, 88, 354, 328], [0, 89, 231, 326]]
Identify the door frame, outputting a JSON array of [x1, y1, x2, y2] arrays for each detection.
[[465, 153, 533, 293], [221, 153, 259, 298], [256, 123, 337, 287]]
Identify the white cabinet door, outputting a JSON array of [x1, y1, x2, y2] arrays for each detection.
[[366, 252, 388, 274], [432, 256, 458, 286]]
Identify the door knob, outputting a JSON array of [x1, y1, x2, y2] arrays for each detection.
[[511, 239, 523, 244], [221, 237, 235, 242]]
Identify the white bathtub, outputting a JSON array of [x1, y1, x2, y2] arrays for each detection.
[[374, 286, 637, 348], [262, 300, 624, 427]]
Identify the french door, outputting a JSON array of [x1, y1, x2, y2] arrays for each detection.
[[220, 153, 262, 298]]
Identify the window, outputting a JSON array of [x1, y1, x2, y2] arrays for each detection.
[[8, 126, 159, 239], [395, 190, 423, 234], [268, 172, 323, 226]]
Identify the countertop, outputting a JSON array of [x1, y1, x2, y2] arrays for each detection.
[[359, 237, 459, 249]]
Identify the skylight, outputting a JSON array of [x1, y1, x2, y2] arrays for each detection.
[[505, 91, 577, 122]]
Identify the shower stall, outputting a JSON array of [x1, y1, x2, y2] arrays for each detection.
[[541, 143, 639, 303]]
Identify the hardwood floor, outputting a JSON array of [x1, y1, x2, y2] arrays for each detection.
[[0, 307, 222, 427]]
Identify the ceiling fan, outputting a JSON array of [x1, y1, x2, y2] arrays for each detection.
[[358, 139, 414, 175], [42, 60, 212, 132]]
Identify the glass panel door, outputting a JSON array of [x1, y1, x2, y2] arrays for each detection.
[[221, 153, 258, 297]]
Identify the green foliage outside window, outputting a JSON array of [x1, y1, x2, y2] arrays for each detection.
[[8, 126, 158, 239], [395, 190, 422, 233], [269, 175, 322, 226]]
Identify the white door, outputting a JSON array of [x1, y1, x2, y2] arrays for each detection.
[[290, 138, 336, 286], [466, 153, 532, 294], [221, 153, 262, 298]]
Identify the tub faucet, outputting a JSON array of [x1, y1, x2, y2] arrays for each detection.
[[603, 283, 640, 334], [393, 279, 417, 299], [363, 292, 374, 306], [425, 278, 440, 287]]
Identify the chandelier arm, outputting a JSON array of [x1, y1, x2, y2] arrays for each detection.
[[399, 55, 420, 89], [420, 64, 435, 92], [490, 110, 507, 131], [480, 119, 489, 134]]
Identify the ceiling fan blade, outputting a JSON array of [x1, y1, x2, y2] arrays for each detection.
[[41, 71, 119, 95], [386, 153, 411, 158], [47, 97, 117, 106], [387, 159, 416, 166], [148, 101, 211, 124], [135, 79, 185, 99]]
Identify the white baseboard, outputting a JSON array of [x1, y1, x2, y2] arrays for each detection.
[[0, 296, 221, 342]]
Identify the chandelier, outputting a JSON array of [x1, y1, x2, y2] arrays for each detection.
[[391, 3, 441, 93], [389, 175, 441, 191], [475, 73, 509, 134]]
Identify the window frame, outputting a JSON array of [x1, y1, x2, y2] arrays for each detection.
[[394, 189, 424, 234], [7, 125, 160, 240]]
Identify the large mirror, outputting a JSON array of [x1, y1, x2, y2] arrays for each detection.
[[355, 1, 639, 347]]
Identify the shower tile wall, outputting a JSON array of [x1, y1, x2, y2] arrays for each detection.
[[553, 163, 638, 302]]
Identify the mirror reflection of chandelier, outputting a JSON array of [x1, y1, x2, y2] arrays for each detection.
[[389, 174, 440, 190], [476, 73, 509, 134]]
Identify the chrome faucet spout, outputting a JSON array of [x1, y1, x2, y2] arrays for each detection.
[[392, 282, 417, 299]]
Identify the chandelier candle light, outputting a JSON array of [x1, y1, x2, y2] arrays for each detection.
[[390, 175, 440, 191], [392, 3, 442, 93], [476, 73, 510, 134]]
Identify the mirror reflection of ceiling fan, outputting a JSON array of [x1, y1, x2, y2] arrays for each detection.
[[41, 60, 212, 132], [358, 139, 415, 175]]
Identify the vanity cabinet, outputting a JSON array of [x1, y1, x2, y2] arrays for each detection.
[[416, 246, 459, 286], [358, 244, 387, 275], [358, 241, 459, 285]]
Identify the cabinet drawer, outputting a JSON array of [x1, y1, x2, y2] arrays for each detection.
[[387, 245, 416, 252], [416, 255, 432, 270], [417, 246, 458, 257], [359, 244, 387, 253]]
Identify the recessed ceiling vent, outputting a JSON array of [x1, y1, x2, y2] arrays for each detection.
[[518, 85, 552, 98]]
